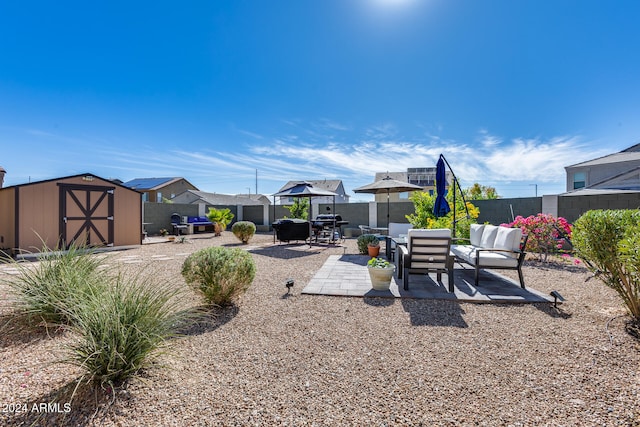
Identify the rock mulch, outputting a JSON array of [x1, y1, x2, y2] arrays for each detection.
[[0, 232, 638, 426]]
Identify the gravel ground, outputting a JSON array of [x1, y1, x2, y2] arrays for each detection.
[[1, 232, 638, 426]]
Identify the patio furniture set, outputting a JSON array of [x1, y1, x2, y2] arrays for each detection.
[[389, 223, 528, 292], [170, 213, 215, 235]]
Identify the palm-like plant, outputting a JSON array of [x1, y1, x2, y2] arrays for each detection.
[[206, 208, 234, 236]]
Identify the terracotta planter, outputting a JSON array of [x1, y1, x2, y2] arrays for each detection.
[[367, 245, 380, 257], [368, 265, 396, 290]]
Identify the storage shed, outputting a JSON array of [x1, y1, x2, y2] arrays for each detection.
[[0, 173, 142, 255]]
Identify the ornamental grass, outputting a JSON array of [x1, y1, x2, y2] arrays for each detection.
[[4, 242, 105, 326], [61, 271, 196, 387]]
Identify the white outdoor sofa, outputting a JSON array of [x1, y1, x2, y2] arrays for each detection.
[[450, 224, 528, 288]]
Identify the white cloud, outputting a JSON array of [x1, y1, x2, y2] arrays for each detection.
[[1, 122, 606, 198]]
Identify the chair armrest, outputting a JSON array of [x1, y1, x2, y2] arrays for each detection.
[[451, 237, 471, 244]]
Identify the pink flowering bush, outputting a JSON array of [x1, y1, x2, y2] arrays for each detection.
[[502, 214, 572, 261]]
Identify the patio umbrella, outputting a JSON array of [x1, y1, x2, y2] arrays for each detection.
[[353, 176, 423, 227], [433, 156, 451, 218], [272, 182, 338, 244]]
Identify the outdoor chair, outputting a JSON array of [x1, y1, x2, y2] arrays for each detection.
[[398, 228, 454, 292], [386, 222, 412, 260]]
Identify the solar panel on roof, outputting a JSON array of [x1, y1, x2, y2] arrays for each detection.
[[123, 177, 174, 190]]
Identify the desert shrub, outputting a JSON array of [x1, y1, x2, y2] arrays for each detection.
[[504, 214, 572, 261], [62, 272, 194, 387], [181, 247, 256, 306], [357, 234, 379, 254], [232, 221, 256, 244], [5, 243, 105, 325], [572, 209, 640, 322]]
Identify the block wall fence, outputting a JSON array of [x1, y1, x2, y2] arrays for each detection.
[[143, 193, 640, 236]]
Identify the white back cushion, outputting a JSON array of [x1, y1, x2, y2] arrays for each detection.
[[494, 227, 523, 252], [469, 224, 485, 247], [407, 228, 451, 253], [388, 222, 412, 238], [480, 225, 499, 248]]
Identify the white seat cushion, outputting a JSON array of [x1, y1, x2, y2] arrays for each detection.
[[472, 250, 519, 267], [450, 244, 475, 262]]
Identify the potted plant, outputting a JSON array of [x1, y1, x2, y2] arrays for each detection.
[[357, 234, 380, 255], [367, 240, 381, 257], [159, 228, 169, 237], [367, 257, 396, 290]]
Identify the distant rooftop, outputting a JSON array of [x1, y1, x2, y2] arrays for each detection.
[[279, 179, 345, 193], [122, 177, 182, 191], [567, 143, 640, 168]]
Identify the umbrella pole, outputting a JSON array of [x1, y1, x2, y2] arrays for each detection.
[[453, 178, 457, 238], [387, 191, 390, 229], [308, 197, 313, 247], [332, 196, 336, 243], [439, 154, 470, 238]]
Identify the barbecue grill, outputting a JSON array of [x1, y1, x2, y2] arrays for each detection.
[[312, 214, 348, 241]]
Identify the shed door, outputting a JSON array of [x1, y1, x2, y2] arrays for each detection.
[[59, 184, 114, 248]]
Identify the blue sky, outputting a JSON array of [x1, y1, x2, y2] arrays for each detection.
[[1, 0, 639, 200]]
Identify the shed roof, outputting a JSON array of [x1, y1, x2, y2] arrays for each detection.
[[0, 173, 140, 193]]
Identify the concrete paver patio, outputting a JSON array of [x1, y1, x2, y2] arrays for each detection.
[[303, 254, 554, 303]]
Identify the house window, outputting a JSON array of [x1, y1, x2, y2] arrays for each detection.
[[157, 192, 163, 203], [573, 172, 586, 189], [142, 192, 149, 202]]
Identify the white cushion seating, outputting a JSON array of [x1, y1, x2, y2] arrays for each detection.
[[451, 225, 526, 288], [386, 222, 413, 259], [388, 222, 412, 238]]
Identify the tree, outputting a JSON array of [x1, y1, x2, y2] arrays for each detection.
[[285, 198, 309, 220], [405, 185, 479, 238], [464, 183, 499, 200]]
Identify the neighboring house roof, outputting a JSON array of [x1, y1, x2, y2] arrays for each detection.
[[235, 193, 272, 204], [587, 166, 640, 190], [559, 188, 640, 196], [621, 143, 640, 152], [172, 190, 269, 206], [279, 179, 345, 194], [566, 144, 640, 168], [122, 177, 196, 191]]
